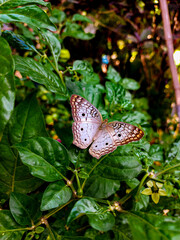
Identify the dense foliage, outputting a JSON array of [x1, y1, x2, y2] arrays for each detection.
[[0, 0, 180, 239]]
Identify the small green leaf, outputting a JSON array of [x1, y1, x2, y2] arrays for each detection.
[[121, 78, 140, 90], [72, 14, 92, 23], [41, 180, 72, 211], [10, 192, 39, 226], [105, 81, 125, 104], [14, 56, 67, 96], [106, 65, 121, 83], [0, 210, 24, 239], [15, 137, 69, 182], [62, 22, 94, 40], [0, 5, 56, 31], [50, 9, 66, 24], [40, 30, 61, 67], [73, 60, 93, 74]]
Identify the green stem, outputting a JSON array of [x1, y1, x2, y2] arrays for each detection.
[[44, 220, 56, 240], [81, 155, 108, 190], [136, 172, 149, 199], [156, 163, 180, 177], [74, 170, 83, 197]]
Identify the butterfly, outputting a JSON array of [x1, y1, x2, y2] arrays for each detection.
[[70, 95, 144, 159]]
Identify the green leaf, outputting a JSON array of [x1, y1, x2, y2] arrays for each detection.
[[62, 22, 94, 40], [73, 60, 93, 74], [0, 210, 24, 239], [40, 30, 61, 67], [85, 175, 120, 198], [0, 94, 47, 199], [96, 146, 142, 180], [14, 56, 67, 96], [72, 14, 92, 23], [67, 198, 99, 225], [0, 0, 51, 9], [121, 78, 140, 90], [10, 192, 39, 226], [2, 30, 37, 51], [67, 198, 115, 231], [50, 9, 66, 24], [15, 137, 70, 182], [106, 65, 121, 83], [105, 81, 125, 104], [88, 212, 115, 232], [66, 79, 104, 108], [0, 5, 56, 31], [125, 211, 180, 240], [149, 144, 163, 162], [0, 37, 15, 140], [8, 93, 48, 145], [41, 180, 72, 211]]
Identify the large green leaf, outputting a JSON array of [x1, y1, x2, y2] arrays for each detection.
[[124, 211, 180, 240], [0, 37, 15, 140], [67, 198, 115, 231], [85, 175, 120, 198], [14, 56, 67, 96], [41, 180, 72, 211], [0, 210, 24, 239], [0, 0, 51, 9], [0, 5, 56, 31], [121, 78, 140, 90], [8, 93, 48, 145], [96, 145, 142, 180], [0, 94, 47, 199], [16, 137, 70, 182], [10, 192, 40, 226]]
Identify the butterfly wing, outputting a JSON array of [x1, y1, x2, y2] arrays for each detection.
[[70, 95, 102, 149], [89, 128, 117, 159], [108, 121, 144, 145], [89, 121, 144, 159]]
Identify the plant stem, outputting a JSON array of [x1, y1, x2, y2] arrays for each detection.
[[136, 172, 149, 200], [81, 155, 108, 190], [156, 163, 180, 177], [74, 170, 83, 197]]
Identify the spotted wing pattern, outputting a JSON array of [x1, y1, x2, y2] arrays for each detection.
[[89, 121, 144, 159], [70, 95, 102, 149]]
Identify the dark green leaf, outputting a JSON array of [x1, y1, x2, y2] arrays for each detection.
[[125, 211, 180, 240], [105, 81, 125, 104], [96, 146, 142, 180], [54, 124, 73, 148], [0, 5, 56, 31], [0, 210, 24, 239], [0, 0, 51, 9], [10, 192, 39, 226], [149, 144, 163, 162], [41, 180, 72, 211], [8, 93, 48, 145], [0, 94, 47, 199], [72, 14, 92, 23], [67, 198, 100, 225], [15, 137, 70, 182], [121, 78, 140, 90], [62, 22, 94, 40], [88, 212, 115, 232], [106, 65, 121, 83], [14, 56, 67, 96], [0, 37, 15, 140], [2, 30, 36, 51], [50, 9, 66, 24], [85, 175, 120, 198]]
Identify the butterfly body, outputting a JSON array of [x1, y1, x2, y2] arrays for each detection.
[[70, 95, 144, 159]]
